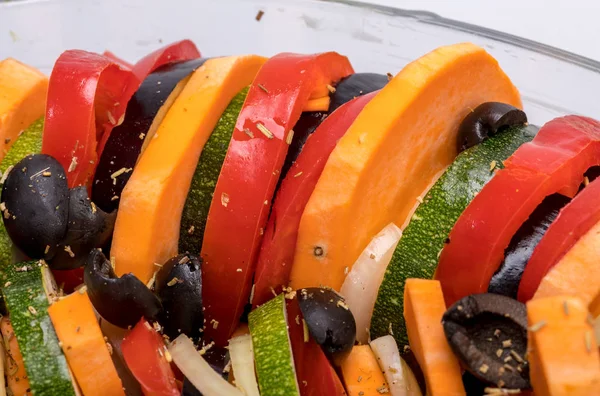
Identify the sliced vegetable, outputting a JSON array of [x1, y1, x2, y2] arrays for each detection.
[[228, 334, 260, 396], [437, 115, 600, 306], [442, 294, 530, 389], [403, 279, 464, 395], [456, 102, 527, 152], [290, 42, 522, 292], [340, 345, 389, 396], [179, 87, 249, 254], [519, 172, 600, 302], [93, 58, 207, 212], [1, 262, 75, 395], [371, 124, 536, 344], [370, 335, 422, 396], [2, 154, 69, 260], [202, 52, 353, 345], [340, 222, 401, 344], [248, 294, 300, 396], [155, 253, 203, 341], [44, 41, 201, 188], [122, 319, 179, 396], [111, 55, 266, 284], [84, 249, 162, 328], [297, 287, 356, 359], [533, 218, 600, 306], [169, 334, 242, 396], [1, 316, 32, 396], [42, 50, 133, 187], [286, 297, 347, 396], [488, 193, 569, 298], [0, 58, 47, 162], [527, 296, 600, 395], [254, 92, 378, 307], [48, 289, 124, 396], [0, 118, 43, 271]]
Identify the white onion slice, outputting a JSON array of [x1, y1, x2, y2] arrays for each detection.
[[340, 222, 402, 343], [169, 334, 243, 396], [228, 334, 260, 396], [370, 335, 422, 396]]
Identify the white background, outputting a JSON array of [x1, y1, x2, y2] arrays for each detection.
[[366, 0, 600, 61]]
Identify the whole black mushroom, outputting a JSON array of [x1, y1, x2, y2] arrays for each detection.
[[84, 248, 162, 328], [297, 287, 356, 361], [1, 154, 69, 259], [155, 253, 204, 341], [456, 102, 527, 152]]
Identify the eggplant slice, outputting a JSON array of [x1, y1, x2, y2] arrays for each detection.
[[92, 58, 207, 212]]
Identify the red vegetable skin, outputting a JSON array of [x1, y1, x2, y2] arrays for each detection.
[[253, 92, 377, 307], [436, 115, 600, 306], [518, 176, 600, 301], [286, 299, 347, 396], [52, 268, 84, 293], [103, 50, 134, 70], [201, 52, 354, 345], [43, 41, 200, 188], [122, 319, 180, 396]]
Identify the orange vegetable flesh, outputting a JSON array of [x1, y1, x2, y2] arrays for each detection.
[[47, 291, 124, 396], [534, 220, 600, 307], [589, 291, 600, 318], [1, 316, 32, 396], [527, 296, 600, 395], [403, 279, 465, 396], [340, 345, 389, 396], [289, 42, 521, 291], [111, 55, 266, 282], [0, 58, 48, 162]]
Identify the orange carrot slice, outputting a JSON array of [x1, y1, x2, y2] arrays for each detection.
[[290, 42, 521, 291], [340, 345, 389, 396], [534, 220, 600, 307], [527, 296, 600, 395], [404, 279, 465, 396], [1, 316, 32, 396], [48, 290, 124, 396], [0, 58, 48, 162]]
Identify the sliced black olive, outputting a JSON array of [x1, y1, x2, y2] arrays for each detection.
[[489, 193, 569, 298], [92, 58, 207, 213], [202, 345, 230, 379], [297, 287, 356, 360], [456, 102, 527, 153], [1, 154, 69, 259], [280, 73, 388, 182], [49, 187, 117, 270], [84, 249, 162, 328], [442, 293, 530, 389], [156, 254, 203, 341]]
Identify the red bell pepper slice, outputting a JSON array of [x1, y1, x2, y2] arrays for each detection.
[[122, 319, 180, 396], [518, 176, 600, 301], [43, 40, 200, 188], [52, 268, 84, 293], [103, 50, 134, 69], [201, 52, 353, 345], [286, 298, 347, 396], [436, 115, 600, 306], [253, 92, 377, 307]]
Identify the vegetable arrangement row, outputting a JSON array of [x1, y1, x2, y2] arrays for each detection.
[[0, 39, 598, 396]]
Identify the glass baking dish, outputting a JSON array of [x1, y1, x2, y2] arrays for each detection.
[[2, 0, 600, 125]]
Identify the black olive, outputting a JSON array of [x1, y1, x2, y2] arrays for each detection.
[[156, 254, 203, 341], [1, 154, 69, 259], [49, 187, 117, 270], [297, 287, 356, 360], [182, 378, 202, 396], [329, 73, 389, 113], [442, 293, 530, 389], [84, 249, 162, 328], [456, 102, 527, 153], [202, 345, 230, 379]]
